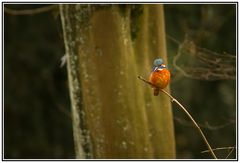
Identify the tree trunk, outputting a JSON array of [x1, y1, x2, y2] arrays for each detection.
[[60, 4, 175, 159]]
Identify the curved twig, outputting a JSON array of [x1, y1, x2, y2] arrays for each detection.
[[225, 147, 235, 159], [4, 5, 58, 15], [138, 75, 217, 159], [201, 146, 235, 153]]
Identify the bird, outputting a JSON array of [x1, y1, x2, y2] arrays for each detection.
[[149, 58, 171, 96]]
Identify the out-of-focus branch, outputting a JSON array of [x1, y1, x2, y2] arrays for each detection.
[[174, 117, 235, 130], [201, 146, 235, 153], [201, 146, 235, 159], [4, 5, 58, 15], [225, 147, 235, 159], [167, 34, 236, 81]]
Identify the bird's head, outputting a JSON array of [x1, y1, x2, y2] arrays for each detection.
[[152, 58, 167, 71], [153, 58, 163, 67]]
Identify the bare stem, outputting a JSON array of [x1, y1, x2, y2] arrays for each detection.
[[138, 75, 217, 159], [201, 146, 235, 159], [201, 146, 235, 153], [225, 147, 235, 159], [4, 5, 58, 15]]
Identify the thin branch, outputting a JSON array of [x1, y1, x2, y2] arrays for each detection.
[[225, 147, 235, 159], [174, 117, 235, 130], [138, 75, 217, 159], [166, 34, 182, 45], [202, 146, 236, 159], [172, 40, 193, 79], [168, 34, 236, 81], [201, 146, 235, 153], [4, 5, 58, 15]]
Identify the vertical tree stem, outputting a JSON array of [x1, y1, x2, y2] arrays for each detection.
[[60, 4, 176, 158]]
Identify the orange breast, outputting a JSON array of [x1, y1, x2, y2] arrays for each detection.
[[149, 69, 170, 89]]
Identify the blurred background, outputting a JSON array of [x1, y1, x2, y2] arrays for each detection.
[[4, 4, 236, 159]]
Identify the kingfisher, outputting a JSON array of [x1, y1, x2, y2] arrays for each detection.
[[149, 58, 170, 96]]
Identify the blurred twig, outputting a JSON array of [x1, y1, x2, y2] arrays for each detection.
[[167, 34, 236, 80], [138, 75, 217, 159], [225, 147, 235, 159], [201, 146, 235, 159], [201, 146, 235, 153], [174, 117, 235, 130], [4, 5, 58, 15]]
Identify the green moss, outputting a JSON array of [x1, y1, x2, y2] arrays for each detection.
[[61, 4, 175, 159]]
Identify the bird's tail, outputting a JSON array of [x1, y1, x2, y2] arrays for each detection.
[[153, 88, 159, 96]]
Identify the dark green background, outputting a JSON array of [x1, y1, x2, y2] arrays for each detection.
[[4, 4, 236, 159]]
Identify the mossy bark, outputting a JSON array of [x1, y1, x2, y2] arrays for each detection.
[[60, 4, 175, 159]]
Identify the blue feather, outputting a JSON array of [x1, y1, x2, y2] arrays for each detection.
[[153, 58, 163, 67]]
